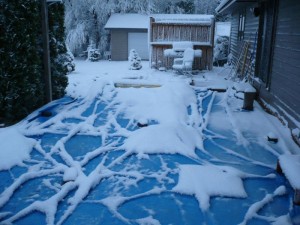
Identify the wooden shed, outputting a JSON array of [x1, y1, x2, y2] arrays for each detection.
[[149, 14, 215, 70], [216, 0, 300, 130]]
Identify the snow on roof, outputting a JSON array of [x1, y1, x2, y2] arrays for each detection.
[[105, 13, 149, 29], [105, 14, 214, 29], [215, 0, 256, 13], [152, 14, 214, 25], [215, 0, 232, 13]]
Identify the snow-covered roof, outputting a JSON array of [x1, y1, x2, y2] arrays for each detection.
[[216, 0, 256, 14], [215, 0, 232, 13], [105, 13, 149, 29], [151, 14, 214, 25], [105, 14, 214, 29]]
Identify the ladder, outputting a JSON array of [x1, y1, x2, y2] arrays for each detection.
[[230, 41, 250, 80]]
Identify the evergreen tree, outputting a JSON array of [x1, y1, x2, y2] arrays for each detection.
[[0, 0, 44, 121], [0, 0, 69, 123], [48, 2, 69, 99], [128, 49, 142, 70]]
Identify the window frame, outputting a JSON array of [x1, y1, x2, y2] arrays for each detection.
[[238, 12, 246, 41]]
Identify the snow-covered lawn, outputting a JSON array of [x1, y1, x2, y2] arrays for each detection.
[[0, 60, 300, 225]]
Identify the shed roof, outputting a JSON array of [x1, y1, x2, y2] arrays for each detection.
[[151, 14, 214, 25], [105, 13, 215, 30], [105, 13, 149, 29]]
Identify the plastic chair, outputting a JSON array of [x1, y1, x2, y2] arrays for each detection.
[[172, 48, 194, 74]]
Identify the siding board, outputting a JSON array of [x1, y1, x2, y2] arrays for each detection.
[[226, 0, 300, 128], [111, 30, 128, 61], [269, 0, 300, 127], [229, 7, 258, 79]]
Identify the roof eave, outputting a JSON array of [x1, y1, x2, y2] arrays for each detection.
[[216, 0, 257, 14]]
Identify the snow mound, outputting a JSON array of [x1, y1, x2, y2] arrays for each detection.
[[114, 82, 195, 124], [272, 215, 292, 225], [122, 124, 202, 158], [137, 216, 161, 225], [172, 164, 247, 210], [279, 154, 300, 189], [0, 127, 35, 170], [63, 167, 78, 182]]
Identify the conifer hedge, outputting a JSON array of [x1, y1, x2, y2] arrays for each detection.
[[0, 0, 68, 123]]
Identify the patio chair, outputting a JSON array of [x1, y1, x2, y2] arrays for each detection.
[[172, 47, 194, 74]]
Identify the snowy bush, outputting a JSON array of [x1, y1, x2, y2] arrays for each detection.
[[213, 36, 229, 67], [129, 49, 142, 70], [88, 49, 101, 62], [87, 43, 101, 62], [59, 51, 75, 73]]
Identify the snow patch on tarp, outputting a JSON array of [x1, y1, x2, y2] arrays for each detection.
[[279, 154, 300, 189], [114, 81, 195, 124], [172, 164, 247, 211], [0, 127, 35, 170], [239, 186, 287, 225], [122, 123, 202, 158]]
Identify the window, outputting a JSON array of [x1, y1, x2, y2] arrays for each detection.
[[238, 12, 246, 40]]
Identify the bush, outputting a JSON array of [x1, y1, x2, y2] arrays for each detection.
[[213, 36, 229, 67], [0, 0, 69, 122], [128, 49, 142, 70], [88, 49, 101, 62]]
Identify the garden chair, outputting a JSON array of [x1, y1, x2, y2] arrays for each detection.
[[172, 47, 194, 75]]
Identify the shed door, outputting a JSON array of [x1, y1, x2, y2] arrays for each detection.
[[128, 32, 149, 60]]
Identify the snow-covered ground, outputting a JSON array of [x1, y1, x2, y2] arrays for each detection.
[[0, 60, 300, 225]]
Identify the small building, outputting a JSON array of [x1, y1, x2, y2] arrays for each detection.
[[104, 14, 149, 61], [216, 0, 300, 130], [149, 14, 215, 70]]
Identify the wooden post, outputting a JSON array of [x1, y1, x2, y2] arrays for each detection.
[[294, 189, 300, 205], [276, 160, 282, 174], [41, 0, 52, 103]]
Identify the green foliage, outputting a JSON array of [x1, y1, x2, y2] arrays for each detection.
[[0, 0, 44, 121], [48, 3, 68, 99], [0, 0, 68, 122]]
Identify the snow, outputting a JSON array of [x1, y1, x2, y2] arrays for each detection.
[[272, 215, 292, 225], [0, 60, 300, 224], [122, 124, 201, 158], [239, 186, 287, 225], [172, 164, 247, 210], [63, 167, 78, 182], [105, 13, 149, 29], [233, 82, 256, 93], [137, 216, 161, 225], [172, 41, 193, 51], [279, 154, 300, 189], [0, 127, 36, 170], [215, 0, 231, 13], [152, 14, 214, 25]]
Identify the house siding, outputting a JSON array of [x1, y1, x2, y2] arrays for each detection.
[[227, 0, 300, 128], [230, 4, 259, 79], [269, 0, 300, 124]]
